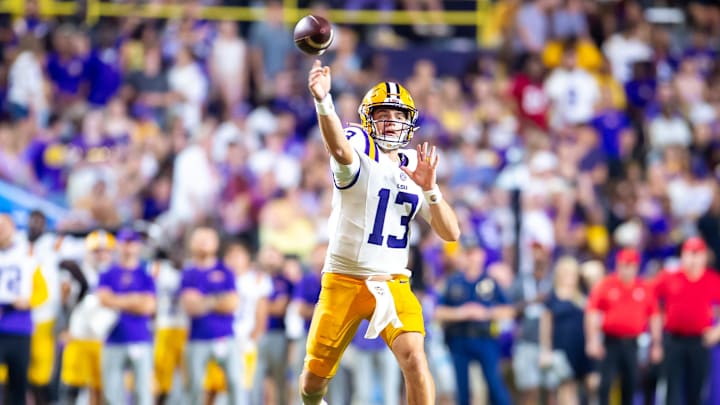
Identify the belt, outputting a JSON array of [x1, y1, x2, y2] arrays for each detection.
[[366, 274, 394, 282], [667, 332, 703, 340], [337, 273, 407, 282], [604, 334, 639, 341], [604, 335, 639, 346], [444, 322, 494, 339]]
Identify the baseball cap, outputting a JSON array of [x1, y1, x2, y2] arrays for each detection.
[[682, 237, 707, 253], [616, 248, 640, 265], [116, 228, 142, 243]]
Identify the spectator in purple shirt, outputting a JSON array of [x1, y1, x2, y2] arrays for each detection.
[[83, 23, 123, 108], [254, 245, 291, 405], [46, 24, 86, 109], [179, 227, 242, 405], [96, 229, 156, 405], [294, 244, 324, 332]]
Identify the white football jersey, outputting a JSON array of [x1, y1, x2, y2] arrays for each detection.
[[154, 260, 188, 330], [325, 126, 431, 277], [0, 236, 35, 304], [233, 269, 272, 341], [66, 262, 108, 340], [30, 233, 62, 323], [68, 293, 118, 340]]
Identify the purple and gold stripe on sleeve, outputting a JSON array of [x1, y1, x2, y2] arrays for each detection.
[[364, 133, 379, 162], [344, 126, 379, 162]]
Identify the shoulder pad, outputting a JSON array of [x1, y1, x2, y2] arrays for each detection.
[[343, 126, 379, 162]]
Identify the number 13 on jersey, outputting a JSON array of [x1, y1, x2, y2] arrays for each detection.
[[368, 188, 418, 249]]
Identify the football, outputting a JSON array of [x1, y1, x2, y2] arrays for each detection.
[[293, 15, 334, 56]]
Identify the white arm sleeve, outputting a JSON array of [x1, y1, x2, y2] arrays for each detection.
[[330, 126, 371, 188], [330, 151, 361, 188]]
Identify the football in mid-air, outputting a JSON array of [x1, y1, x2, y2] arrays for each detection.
[[293, 15, 334, 56]]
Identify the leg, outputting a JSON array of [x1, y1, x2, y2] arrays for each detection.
[[203, 391, 216, 405], [598, 340, 619, 405], [685, 339, 709, 405], [89, 341, 104, 405], [640, 363, 659, 405], [252, 336, 269, 405], [203, 359, 227, 404], [618, 340, 638, 405], [512, 342, 541, 405], [300, 273, 372, 404], [30, 385, 50, 405], [391, 332, 434, 405], [664, 336, 684, 405], [186, 342, 212, 405], [153, 329, 175, 405], [265, 331, 289, 405], [48, 338, 64, 404], [557, 381, 579, 405], [28, 320, 55, 405], [128, 343, 154, 405], [217, 339, 246, 405], [62, 386, 81, 405], [89, 389, 103, 405], [381, 277, 432, 405], [447, 338, 470, 405], [473, 337, 512, 405], [101, 345, 127, 405], [299, 370, 331, 405], [59, 340, 89, 404], [5, 334, 31, 405], [155, 393, 168, 405]]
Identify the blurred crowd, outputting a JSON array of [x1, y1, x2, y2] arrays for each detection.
[[0, 0, 719, 404]]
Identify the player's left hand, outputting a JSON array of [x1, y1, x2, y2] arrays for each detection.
[[402, 141, 438, 191]]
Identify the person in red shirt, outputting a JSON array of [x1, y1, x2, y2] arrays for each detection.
[[654, 237, 720, 405], [509, 53, 550, 131], [586, 248, 662, 405]]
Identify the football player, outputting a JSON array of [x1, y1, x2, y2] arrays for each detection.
[[60, 230, 115, 405], [300, 61, 460, 405], [0, 210, 57, 405], [0, 214, 42, 405], [27, 210, 62, 405], [152, 249, 187, 405]]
